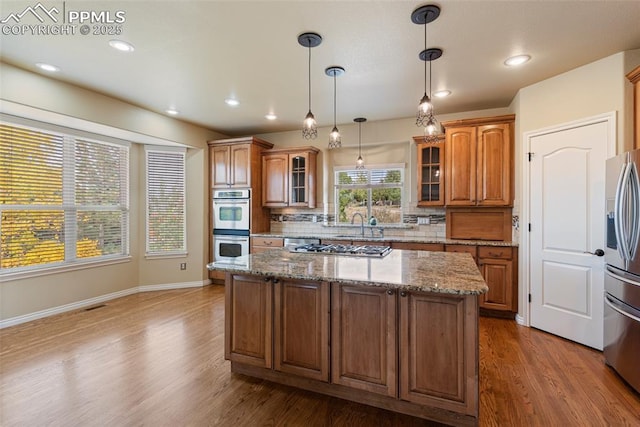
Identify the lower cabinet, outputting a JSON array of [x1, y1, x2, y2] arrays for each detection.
[[331, 284, 397, 397], [225, 274, 273, 368], [477, 246, 516, 312], [274, 278, 330, 382], [225, 274, 479, 423]]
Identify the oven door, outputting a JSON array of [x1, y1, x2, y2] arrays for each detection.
[[214, 235, 250, 265], [213, 199, 250, 233]]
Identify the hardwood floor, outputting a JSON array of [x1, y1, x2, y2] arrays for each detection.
[[1, 285, 638, 426]]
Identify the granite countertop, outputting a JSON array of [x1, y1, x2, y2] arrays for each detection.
[[207, 248, 488, 296], [251, 232, 518, 247]]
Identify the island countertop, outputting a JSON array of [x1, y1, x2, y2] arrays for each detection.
[[207, 248, 487, 295]]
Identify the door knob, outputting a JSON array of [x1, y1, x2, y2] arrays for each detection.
[[584, 249, 605, 257]]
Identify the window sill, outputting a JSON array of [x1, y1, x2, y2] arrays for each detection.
[[145, 252, 188, 260], [0, 256, 132, 283]]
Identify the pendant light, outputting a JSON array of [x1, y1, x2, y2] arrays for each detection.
[[298, 32, 322, 140], [412, 5, 443, 142], [354, 117, 366, 169], [326, 66, 345, 149]]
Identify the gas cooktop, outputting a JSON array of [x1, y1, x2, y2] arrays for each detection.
[[290, 243, 392, 258]]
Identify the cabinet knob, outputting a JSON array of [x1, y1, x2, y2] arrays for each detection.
[[273, 278, 280, 284], [400, 291, 408, 297], [264, 277, 271, 282], [387, 289, 395, 295]]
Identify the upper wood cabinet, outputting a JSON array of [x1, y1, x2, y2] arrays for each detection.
[[627, 65, 640, 150], [209, 137, 273, 189], [413, 135, 445, 206], [442, 115, 514, 207], [262, 147, 319, 208]]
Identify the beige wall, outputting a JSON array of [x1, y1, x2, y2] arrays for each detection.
[[0, 62, 227, 320]]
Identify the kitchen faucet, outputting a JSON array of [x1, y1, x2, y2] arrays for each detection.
[[351, 212, 365, 237]]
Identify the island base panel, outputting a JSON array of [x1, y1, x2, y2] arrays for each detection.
[[230, 362, 478, 427]]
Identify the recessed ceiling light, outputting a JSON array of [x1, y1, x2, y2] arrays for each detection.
[[166, 108, 179, 116], [265, 113, 277, 121], [433, 90, 451, 98], [36, 63, 60, 72], [109, 39, 135, 52], [504, 54, 531, 67], [225, 98, 240, 106]]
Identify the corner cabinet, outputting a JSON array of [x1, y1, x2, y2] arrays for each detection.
[[442, 115, 514, 207], [413, 135, 445, 206], [262, 147, 319, 208]]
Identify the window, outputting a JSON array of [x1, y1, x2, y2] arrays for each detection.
[[145, 147, 186, 256], [0, 122, 129, 274], [334, 166, 404, 224]]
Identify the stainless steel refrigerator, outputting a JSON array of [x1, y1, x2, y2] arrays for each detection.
[[604, 148, 640, 393]]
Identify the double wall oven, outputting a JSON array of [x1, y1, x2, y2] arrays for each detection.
[[212, 189, 250, 265]]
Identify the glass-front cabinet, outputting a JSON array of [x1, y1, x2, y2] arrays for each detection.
[[262, 147, 318, 208], [414, 136, 445, 206]]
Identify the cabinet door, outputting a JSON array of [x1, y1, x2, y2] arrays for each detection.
[[274, 279, 329, 382], [477, 124, 511, 206], [262, 153, 289, 207], [445, 127, 476, 206], [331, 284, 397, 397], [211, 145, 231, 188], [230, 144, 251, 187], [289, 152, 310, 207], [416, 141, 445, 206], [478, 258, 514, 311], [225, 274, 272, 368], [399, 291, 478, 416]]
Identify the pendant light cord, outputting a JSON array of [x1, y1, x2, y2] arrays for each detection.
[[308, 43, 312, 111], [424, 22, 427, 95], [333, 74, 337, 126], [358, 122, 362, 156]]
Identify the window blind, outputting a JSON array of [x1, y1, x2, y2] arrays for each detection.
[[145, 147, 186, 255], [0, 122, 129, 273]]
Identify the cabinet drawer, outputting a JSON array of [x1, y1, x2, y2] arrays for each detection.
[[445, 244, 477, 262], [391, 242, 444, 251], [478, 246, 512, 260], [251, 237, 284, 248]]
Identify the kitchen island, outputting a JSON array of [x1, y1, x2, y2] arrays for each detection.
[[207, 248, 487, 426]]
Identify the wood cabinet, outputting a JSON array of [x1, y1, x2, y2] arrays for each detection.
[[209, 137, 273, 189], [226, 274, 481, 425], [331, 282, 478, 414], [627, 65, 640, 150], [331, 284, 397, 396], [399, 291, 478, 416], [446, 244, 518, 313], [477, 246, 517, 312], [414, 136, 445, 206], [274, 279, 330, 382], [391, 242, 444, 251], [442, 115, 514, 207], [262, 147, 319, 208], [250, 237, 283, 254], [225, 274, 272, 368]]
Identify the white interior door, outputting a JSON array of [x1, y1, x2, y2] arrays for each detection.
[[529, 118, 611, 350]]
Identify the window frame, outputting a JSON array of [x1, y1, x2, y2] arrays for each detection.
[[145, 145, 187, 258], [333, 163, 405, 225], [0, 120, 131, 281]]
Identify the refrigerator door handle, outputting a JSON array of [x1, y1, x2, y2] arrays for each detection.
[[605, 265, 640, 288], [628, 162, 640, 260], [605, 293, 640, 323], [615, 162, 632, 261]]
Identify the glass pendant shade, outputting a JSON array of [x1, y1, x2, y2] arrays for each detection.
[[303, 110, 317, 139], [329, 126, 341, 148], [356, 155, 365, 169], [416, 92, 433, 127]]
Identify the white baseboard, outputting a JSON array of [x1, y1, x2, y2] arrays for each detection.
[[515, 313, 526, 326], [0, 280, 209, 329]]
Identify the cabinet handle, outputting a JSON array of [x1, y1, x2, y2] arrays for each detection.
[[273, 278, 280, 284], [387, 289, 394, 295], [264, 277, 272, 282], [264, 241, 273, 246], [400, 291, 408, 297]]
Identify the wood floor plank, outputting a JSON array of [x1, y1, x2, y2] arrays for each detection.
[[1, 285, 639, 426]]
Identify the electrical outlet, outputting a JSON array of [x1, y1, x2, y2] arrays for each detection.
[[417, 217, 431, 225], [180, 263, 187, 270]]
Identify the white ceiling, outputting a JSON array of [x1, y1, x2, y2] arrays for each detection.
[[1, 1, 640, 137]]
